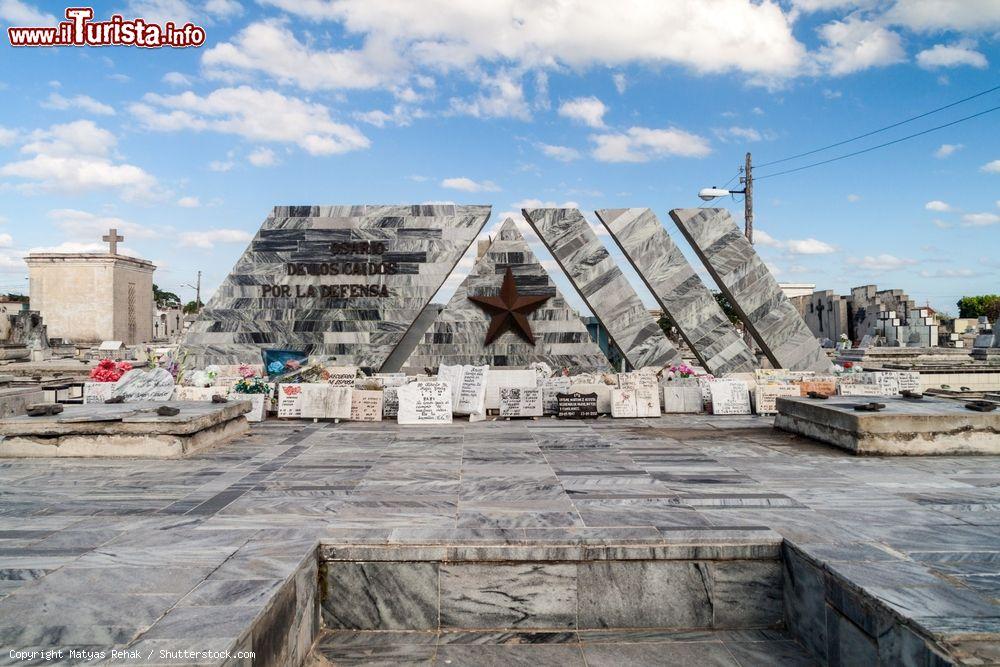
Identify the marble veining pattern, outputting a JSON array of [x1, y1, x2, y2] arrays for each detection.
[[404, 218, 610, 371], [596, 208, 756, 375], [669, 208, 830, 372], [181, 204, 491, 369], [521, 208, 680, 369]]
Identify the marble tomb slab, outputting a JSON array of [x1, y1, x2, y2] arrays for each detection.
[[774, 396, 1000, 455], [596, 208, 756, 375], [0, 401, 251, 458], [522, 208, 680, 370], [669, 208, 829, 372]]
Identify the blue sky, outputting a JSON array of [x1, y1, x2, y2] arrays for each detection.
[[0, 0, 997, 315]]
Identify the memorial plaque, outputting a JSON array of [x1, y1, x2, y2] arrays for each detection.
[[350, 389, 383, 422], [438, 364, 488, 416], [569, 382, 612, 413], [663, 385, 703, 413], [610, 389, 639, 418], [838, 384, 886, 397], [708, 379, 751, 415], [755, 383, 799, 415], [375, 373, 408, 388], [397, 381, 452, 425], [540, 377, 571, 414], [485, 369, 537, 410], [382, 386, 399, 417], [796, 377, 838, 397], [557, 392, 599, 419], [327, 367, 358, 387], [112, 368, 175, 402], [171, 386, 229, 402], [299, 384, 352, 419], [498, 387, 543, 418], [277, 384, 303, 418], [181, 205, 491, 369], [83, 382, 114, 404]]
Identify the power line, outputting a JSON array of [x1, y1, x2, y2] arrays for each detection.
[[756, 104, 1000, 181], [756, 83, 1000, 169]]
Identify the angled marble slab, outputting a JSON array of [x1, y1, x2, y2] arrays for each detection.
[[403, 218, 610, 372], [595, 208, 756, 375], [181, 204, 491, 370], [522, 208, 680, 370], [669, 208, 830, 372]]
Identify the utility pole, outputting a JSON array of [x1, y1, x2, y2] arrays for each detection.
[[195, 270, 201, 312], [742, 152, 753, 243]]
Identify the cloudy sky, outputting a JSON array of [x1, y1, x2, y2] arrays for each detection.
[[0, 0, 998, 314]]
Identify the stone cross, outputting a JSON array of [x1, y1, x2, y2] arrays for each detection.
[[102, 228, 123, 255]]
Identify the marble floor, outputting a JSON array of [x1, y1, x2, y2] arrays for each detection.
[[1, 415, 998, 665]]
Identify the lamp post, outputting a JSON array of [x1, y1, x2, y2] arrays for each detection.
[[698, 151, 753, 244]]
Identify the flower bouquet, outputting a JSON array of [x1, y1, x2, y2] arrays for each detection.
[[231, 375, 272, 422]]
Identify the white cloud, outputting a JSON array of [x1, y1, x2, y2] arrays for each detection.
[[208, 159, 234, 172], [441, 177, 500, 193], [885, 0, 1000, 32], [962, 212, 1000, 227], [924, 200, 952, 212], [41, 93, 116, 116], [130, 86, 370, 156], [47, 209, 160, 240], [917, 43, 988, 69], [0, 233, 12, 247], [178, 228, 252, 249], [919, 267, 983, 279], [613, 73, 627, 94], [932, 219, 952, 229], [822, 88, 842, 99], [754, 229, 783, 248], [786, 238, 836, 255], [590, 126, 711, 162], [847, 253, 917, 270], [162, 71, 193, 87], [846, 193, 861, 202], [0, 120, 157, 198], [354, 105, 422, 127], [0, 0, 56, 24], [205, 0, 243, 18], [539, 144, 581, 162], [713, 126, 770, 142], [177, 196, 200, 208], [0, 127, 16, 146], [815, 17, 905, 76], [558, 96, 607, 128], [934, 143, 963, 158], [29, 241, 142, 256], [247, 147, 278, 167], [981, 160, 1000, 174], [449, 70, 530, 120]]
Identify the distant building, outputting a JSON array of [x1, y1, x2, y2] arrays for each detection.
[[778, 283, 816, 300], [153, 307, 184, 341], [583, 315, 626, 370], [789, 284, 937, 346], [25, 229, 155, 346]]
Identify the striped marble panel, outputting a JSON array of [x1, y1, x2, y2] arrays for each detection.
[[522, 208, 680, 370], [595, 208, 756, 375], [403, 218, 610, 372], [181, 204, 490, 370], [669, 208, 830, 372]]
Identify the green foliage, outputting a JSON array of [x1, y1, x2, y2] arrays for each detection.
[[957, 295, 1000, 319], [183, 299, 203, 314], [153, 284, 181, 307], [713, 291, 741, 325], [3, 293, 28, 302]]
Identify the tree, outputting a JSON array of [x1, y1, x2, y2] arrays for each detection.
[[183, 300, 203, 314], [153, 284, 181, 307], [657, 313, 681, 342], [713, 291, 741, 326], [957, 295, 1000, 320], [3, 293, 28, 303]]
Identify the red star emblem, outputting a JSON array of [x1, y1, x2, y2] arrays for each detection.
[[468, 268, 551, 346]]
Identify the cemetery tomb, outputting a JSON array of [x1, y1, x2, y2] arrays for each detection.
[[181, 205, 490, 369], [670, 208, 830, 373], [522, 208, 681, 370]]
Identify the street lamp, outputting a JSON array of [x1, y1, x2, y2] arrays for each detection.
[[698, 152, 753, 245]]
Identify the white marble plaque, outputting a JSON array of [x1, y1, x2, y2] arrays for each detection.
[[838, 383, 886, 397], [382, 387, 399, 417], [485, 369, 537, 410], [350, 389, 383, 422], [112, 368, 175, 402], [610, 389, 639, 418], [540, 377, 571, 414], [327, 367, 358, 387], [569, 383, 612, 413], [277, 384, 303, 418], [498, 387, 543, 418], [171, 385, 230, 402], [755, 383, 799, 415], [635, 386, 660, 417], [663, 386, 703, 413], [438, 364, 487, 416], [300, 384, 352, 419], [83, 382, 114, 404], [397, 381, 452, 425], [708, 379, 751, 415], [618, 371, 659, 391], [375, 373, 408, 388]]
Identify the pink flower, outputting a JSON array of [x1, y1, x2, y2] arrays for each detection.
[[238, 364, 256, 379]]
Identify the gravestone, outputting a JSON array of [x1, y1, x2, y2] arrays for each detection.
[[838, 383, 886, 397], [112, 368, 175, 402], [485, 369, 537, 410], [569, 382, 612, 413], [277, 384, 303, 418], [375, 373, 408, 388], [596, 208, 756, 375], [755, 383, 800, 415], [557, 392, 599, 419], [619, 372, 661, 415], [498, 387, 543, 418], [397, 381, 452, 425], [663, 385, 703, 413], [796, 377, 838, 397], [382, 386, 399, 418], [611, 386, 661, 418], [83, 382, 114, 404], [350, 389, 383, 422], [438, 364, 487, 416], [708, 379, 752, 415], [404, 219, 610, 372], [181, 204, 491, 369], [610, 389, 638, 418], [540, 376, 571, 414], [327, 367, 358, 388], [299, 384, 352, 419]]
